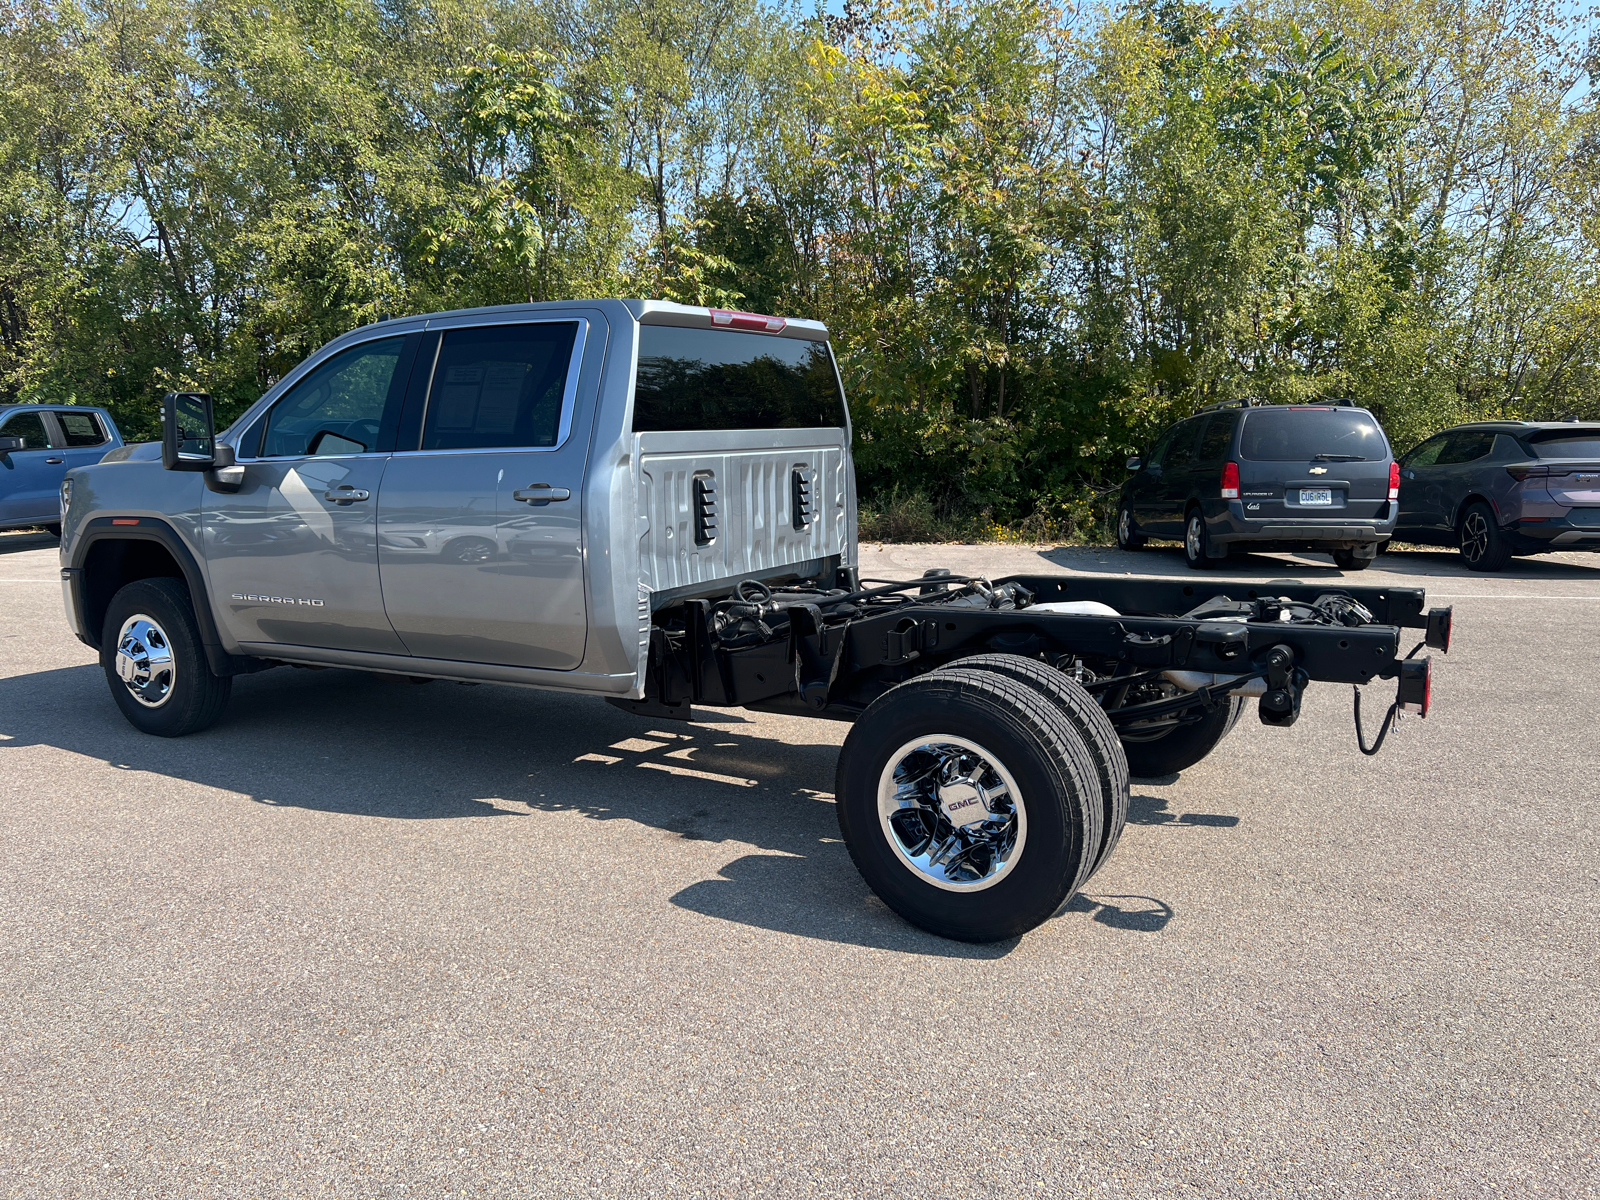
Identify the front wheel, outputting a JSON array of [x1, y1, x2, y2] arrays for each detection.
[[1459, 503, 1512, 572], [1115, 505, 1146, 550], [835, 670, 1102, 942], [100, 578, 232, 736]]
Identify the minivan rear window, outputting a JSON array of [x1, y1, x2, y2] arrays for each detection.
[[633, 327, 846, 432], [1238, 408, 1388, 462], [1526, 432, 1600, 459]]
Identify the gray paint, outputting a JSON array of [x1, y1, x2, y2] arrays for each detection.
[[60, 300, 859, 699]]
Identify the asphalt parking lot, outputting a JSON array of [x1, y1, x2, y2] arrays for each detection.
[[2, 531, 1596, 1198]]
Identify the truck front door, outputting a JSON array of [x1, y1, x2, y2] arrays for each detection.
[[205, 334, 418, 654], [375, 318, 591, 670], [0, 410, 65, 526]]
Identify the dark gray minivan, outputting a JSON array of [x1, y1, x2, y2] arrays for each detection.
[[1116, 401, 1399, 570]]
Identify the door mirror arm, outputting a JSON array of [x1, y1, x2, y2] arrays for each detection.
[[205, 442, 245, 494]]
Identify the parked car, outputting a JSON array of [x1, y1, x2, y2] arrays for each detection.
[[1116, 400, 1399, 570], [1394, 420, 1600, 571], [0, 404, 124, 534]]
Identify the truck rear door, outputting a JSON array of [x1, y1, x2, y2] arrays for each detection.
[[375, 317, 593, 669], [633, 319, 851, 597]]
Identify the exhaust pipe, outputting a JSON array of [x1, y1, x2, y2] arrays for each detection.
[[1162, 670, 1268, 697]]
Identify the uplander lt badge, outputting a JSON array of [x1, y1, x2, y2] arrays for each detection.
[[232, 593, 325, 607]]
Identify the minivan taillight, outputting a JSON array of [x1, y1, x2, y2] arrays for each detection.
[[1221, 461, 1240, 499], [1388, 461, 1400, 500]]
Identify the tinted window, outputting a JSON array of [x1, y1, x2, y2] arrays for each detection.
[[1238, 408, 1388, 461], [1197, 413, 1237, 463], [421, 323, 578, 451], [1145, 428, 1175, 468], [1403, 435, 1448, 467], [1526, 433, 1600, 460], [632, 327, 846, 432], [55, 411, 107, 446], [1165, 419, 1204, 468], [263, 337, 406, 457], [0, 411, 51, 449], [1435, 430, 1495, 465]]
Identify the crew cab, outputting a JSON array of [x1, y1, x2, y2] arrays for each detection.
[[0, 404, 123, 533], [59, 301, 1450, 942]]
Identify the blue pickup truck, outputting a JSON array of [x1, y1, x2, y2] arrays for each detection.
[[0, 404, 124, 534]]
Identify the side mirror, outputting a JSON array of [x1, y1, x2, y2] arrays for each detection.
[[162, 391, 216, 471], [205, 442, 245, 494], [0, 435, 24, 454], [1125, 456, 1141, 472]]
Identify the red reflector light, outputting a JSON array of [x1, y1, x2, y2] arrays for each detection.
[[1221, 461, 1240, 499], [111, 518, 140, 526], [1388, 461, 1400, 500], [709, 309, 787, 333], [1398, 657, 1431, 717]]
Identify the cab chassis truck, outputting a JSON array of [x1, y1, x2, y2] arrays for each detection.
[[58, 300, 1450, 942]]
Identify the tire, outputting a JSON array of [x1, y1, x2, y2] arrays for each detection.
[[835, 669, 1103, 942], [1183, 509, 1217, 570], [1115, 505, 1146, 550], [1119, 695, 1247, 778], [1331, 546, 1375, 571], [927, 654, 1129, 883], [43, 523, 62, 538], [1459, 502, 1512, 572], [100, 577, 232, 737]]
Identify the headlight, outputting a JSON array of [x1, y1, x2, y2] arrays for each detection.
[[59, 476, 71, 522]]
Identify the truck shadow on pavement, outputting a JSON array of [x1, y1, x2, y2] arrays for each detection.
[[1, 660, 1184, 957]]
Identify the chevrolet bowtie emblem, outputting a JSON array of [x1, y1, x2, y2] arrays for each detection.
[[1308, 466, 1328, 474]]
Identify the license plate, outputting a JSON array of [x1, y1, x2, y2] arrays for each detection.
[[1299, 488, 1333, 506]]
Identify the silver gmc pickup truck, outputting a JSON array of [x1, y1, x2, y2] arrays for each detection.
[[59, 300, 1451, 942]]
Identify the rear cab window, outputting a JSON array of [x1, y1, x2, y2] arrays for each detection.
[[55, 411, 108, 446], [1238, 408, 1389, 461], [632, 326, 846, 432]]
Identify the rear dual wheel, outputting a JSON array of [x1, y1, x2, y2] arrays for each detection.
[[835, 663, 1116, 943]]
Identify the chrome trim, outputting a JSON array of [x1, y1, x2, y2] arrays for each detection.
[[876, 735, 1028, 893], [115, 613, 176, 708]]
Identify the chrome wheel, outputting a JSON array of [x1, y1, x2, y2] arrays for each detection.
[[876, 735, 1027, 892], [1461, 510, 1489, 563], [1186, 515, 1203, 560], [114, 614, 176, 708], [1118, 508, 1133, 546]]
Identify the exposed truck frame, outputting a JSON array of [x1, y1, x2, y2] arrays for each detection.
[[59, 299, 1451, 944]]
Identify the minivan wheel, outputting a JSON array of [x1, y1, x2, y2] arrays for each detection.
[[1116, 505, 1146, 551], [1459, 503, 1512, 572], [100, 578, 232, 737], [1331, 547, 1375, 571], [1183, 511, 1217, 570]]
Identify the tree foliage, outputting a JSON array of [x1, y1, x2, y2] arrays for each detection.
[[0, 0, 1594, 520]]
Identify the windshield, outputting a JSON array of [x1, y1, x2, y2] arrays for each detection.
[[1238, 408, 1388, 462], [633, 326, 847, 432], [1526, 432, 1600, 460]]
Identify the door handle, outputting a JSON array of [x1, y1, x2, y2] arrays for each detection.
[[324, 486, 370, 504], [46, 458, 63, 464], [513, 484, 571, 505]]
